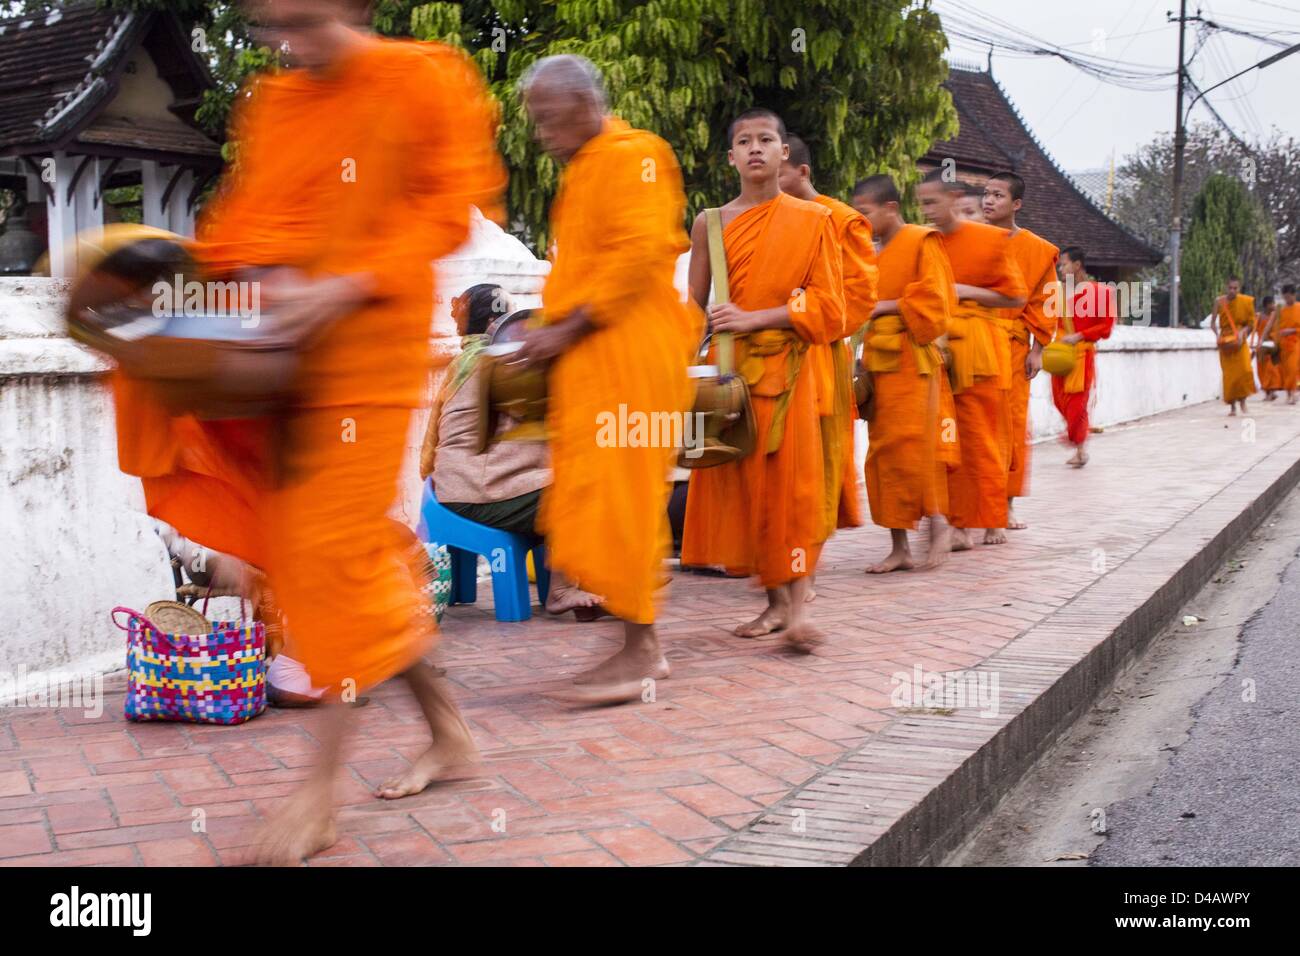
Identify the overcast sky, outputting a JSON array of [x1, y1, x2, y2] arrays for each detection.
[[937, 0, 1300, 172]]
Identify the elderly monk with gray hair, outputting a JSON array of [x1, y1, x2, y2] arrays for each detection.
[[515, 55, 700, 705]]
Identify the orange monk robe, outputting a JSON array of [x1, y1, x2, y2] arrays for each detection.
[[1254, 311, 1281, 392], [112, 39, 506, 691], [1218, 294, 1257, 404], [810, 193, 879, 531], [863, 225, 952, 529], [682, 193, 845, 587], [537, 119, 699, 624], [1279, 303, 1300, 392], [938, 221, 1026, 530], [1003, 229, 1058, 499]]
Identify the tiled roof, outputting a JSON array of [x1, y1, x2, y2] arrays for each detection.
[[0, 2, 217, 160], [924, 67, 1162, 270]]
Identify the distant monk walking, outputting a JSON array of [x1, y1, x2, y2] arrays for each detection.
[[1214, 276, 1256, 416]]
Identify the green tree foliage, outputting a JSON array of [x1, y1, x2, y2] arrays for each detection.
[[15, 1, 954, 247], [1113, 124, 1297, 324], [1181, 173, 1277, 324], [405, 0, 955, 246]]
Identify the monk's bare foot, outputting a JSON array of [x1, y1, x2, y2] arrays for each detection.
[[1007, 502, 1027, 530], [805, 587, 817, 603], [923, 519, 951, 569], [867, 548, 915, 573], [735, 605, 788, 637], [1067, 447, 1089, 468], [950, 528, 974, 552], [782, 622, 825, 655], [984, 528, 1007, 545], [253, 784, 337, 866], [546, 583, 604, 615], [1289, 394, 1297, 405], [1228, 406, 1237, 417], [553, 627, 669, 705], [375, 741, 480, 800]]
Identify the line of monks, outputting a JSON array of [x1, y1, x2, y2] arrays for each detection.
[[1214, 277, 1300, 415], [103, 5, 1122, 863]]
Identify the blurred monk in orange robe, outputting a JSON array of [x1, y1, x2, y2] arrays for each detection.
[[1278, 284, 1300, 404], [982, 171, 1058, 530], [917, 170, 1026, 551], [681, 108, 845, 652], [516, 56, 698, 704], [852, 174, 956, 571], [1213, 276, 1256, 416], [777, 134, 878, 538], [110, 0, 505, 864]]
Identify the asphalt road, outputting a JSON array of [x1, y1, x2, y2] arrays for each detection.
[[1091, 547, 1300, 866]]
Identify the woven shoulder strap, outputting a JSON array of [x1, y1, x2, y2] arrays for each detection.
[[705, 207, 735, 375]]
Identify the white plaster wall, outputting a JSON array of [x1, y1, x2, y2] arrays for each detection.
[[0, 224, 1224, 680]]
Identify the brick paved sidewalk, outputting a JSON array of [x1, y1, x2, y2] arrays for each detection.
[[3, 398, 1299, 867]]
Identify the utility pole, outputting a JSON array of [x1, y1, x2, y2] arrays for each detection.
[[1169, 1, 1189, 328]]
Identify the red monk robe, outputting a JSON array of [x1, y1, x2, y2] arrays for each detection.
[[810, 193, 878, 531], [538, 119, 699, 624], [939, 221, 1026, 531], [113, 39, 505, 691], [682, 193, 845, 586], [1004, 229, 1058, 498], [1051, 280, 1116, 445], [864, 224, 953, 528]]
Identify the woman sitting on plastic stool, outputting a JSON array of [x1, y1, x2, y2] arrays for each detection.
[[421, 284, 604, 619]]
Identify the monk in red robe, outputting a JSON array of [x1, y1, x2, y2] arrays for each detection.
[[109, 0, 506, 863], [916, 171, 1026, 550], [982, 171, 1058, 530], [681, 109, 845, 652], [777, 134, 878, 539], [515, 56, 698, 704], [852, 174, 955, 570], [1051, 246, 1116, 466]]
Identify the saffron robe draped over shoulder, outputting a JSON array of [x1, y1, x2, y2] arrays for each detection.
[[863, 225, 953, 529], [111, 38, 506, 691], [938, 221, 1025, 530], [810, 193, 879, 531], [537, 118, 699, 625], [682, 193, 845, 587], [1052, 280, 1115, 446], [1218, 294, 1257, 404], [1279, 303, 1300, 392], [1003, 228, 1058, 499]]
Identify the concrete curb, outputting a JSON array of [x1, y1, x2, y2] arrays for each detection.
[[703, 433, 1300, 867]]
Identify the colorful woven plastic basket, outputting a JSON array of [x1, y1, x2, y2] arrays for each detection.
[[114, 606, 267, 725]]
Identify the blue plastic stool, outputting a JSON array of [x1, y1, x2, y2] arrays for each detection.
[[417, 480, 549, 622]]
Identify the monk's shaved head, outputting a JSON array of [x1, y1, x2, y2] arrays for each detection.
[[854, 174, 900, 206], [519, 55, 607, 109], [521, 54, 608, 162]]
